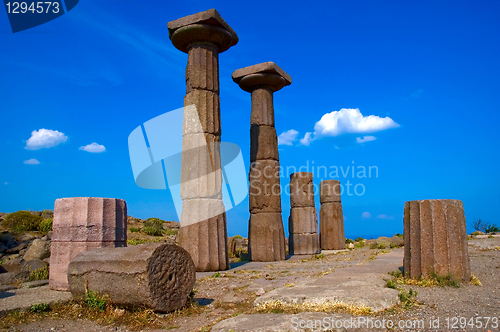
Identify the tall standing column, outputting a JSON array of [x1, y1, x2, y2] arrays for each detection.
[[404, 199, 471, 281], [168, 9, 238, 271], [232, 62, 291, 261], [319, 180, 345, 250], [289, 172, 320, 255]]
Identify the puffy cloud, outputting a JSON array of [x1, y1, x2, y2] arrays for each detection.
[[79, 142, 106, 153], [299, 108, 399, 145], [24, 159, 40, 165], [376, 214, 395, 220], [361, 211, 372, 219], [299, 132, 313, 146], [25, 129, 68, 150], [277, 129, 299, 146], [356, 135, 377, 143]]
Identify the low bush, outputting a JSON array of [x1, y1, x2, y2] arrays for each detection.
[[3, 211, 43, 232], [38, 218, 52, 233], [29, 266, 49, 281], [143, 218, 164, 236], [345, 238, 354, 244]]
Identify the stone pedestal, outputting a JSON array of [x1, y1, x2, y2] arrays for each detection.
[[168, 9, 238, 271], [403, 199, 471, 281], [232, 62, 291, 261], [288, 172, 319, 255], [49, 197, 127, 291], [319, 180, 345, 250]]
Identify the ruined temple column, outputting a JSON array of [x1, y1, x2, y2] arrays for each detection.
[[319, 180, 345, 250], [403, 199, 471, 281], [168, 9, 238, 271], [289, 172, 320, 255], [232, 62, 292, 261]]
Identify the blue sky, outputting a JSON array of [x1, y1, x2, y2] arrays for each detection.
[[1, 0, 499, 239]]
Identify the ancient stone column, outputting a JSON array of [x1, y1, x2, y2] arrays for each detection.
[[168, 9, 238, 271], [403, 199, 471, 281], [232, 62, 291, 261], [319, 180, 345, 250], [49, 197, 127, 291], [289, 172, 320, 255], [68, 243, 196, 313]]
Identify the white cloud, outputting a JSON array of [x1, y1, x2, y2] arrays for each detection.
[[361, 211, 372, 219], [376, 214, 395, 220], [299, 108, 399, 145], [356, 135, 377, 143], [4, 182, 8, 185], [277, 129, 299, 146], [79, 142, 106, 153], [24, 159, 40, 165], [299, 132, 313, 146], [25, 129, 68, 150]]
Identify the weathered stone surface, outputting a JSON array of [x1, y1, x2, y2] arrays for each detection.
[[177, 215, 229, 272], [23, 239, 50, 261], [49, 241, 126, 291], [180, 133, 222, 200], [289, 233, 320, 255], [228, 236, 248, 256], [319, 202, 345, 250], [403, 199, 471, 281], [288, 207, 318, 234], [248, 213, 286, 262], [52, 197, 127, 242], [232, 62, 292, 92], [68, 243, 196, 313], [180, 198, 225, 228], [171, 10, 235, 272], [250, 125, 279, 162], [183, 91, 220, 135], [22, 259, 49, 273], [250, 89, 274, 126], [289, 172, 315, 208], [168, 9, 238, 53], [248, 160, 282, 214], [320, 180, 341, 203]]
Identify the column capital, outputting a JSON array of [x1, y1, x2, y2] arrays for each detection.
[[168, 9, 238, 53], [232, 62, 292, 92]]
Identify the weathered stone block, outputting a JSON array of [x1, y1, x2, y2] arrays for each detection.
[[289, 233, 320, 255], [290, 172, 315, 208], [232, 62, 292, 93], [183, 91, 220, 135], [403, 199, 470, 281], [319, 202, 345, 250], [178, 212, 229, 271], [250, 89, 274, 126], [52, 197, 127, 243], [320, 180, 341, 203], [185, 44, 219, 94], [250, 125, 279, 162], [68, 243, 196, 313], [180, 198, 225, 228], [248, 213, 286, 262], [289, 207, 318, 234], [248, 160, 282, 213], [180, 133, 222, 199], [49, 241, 126, 291]]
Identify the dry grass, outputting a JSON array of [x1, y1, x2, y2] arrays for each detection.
[[470, 274, 482, 286], [254, 300, 371, 315]]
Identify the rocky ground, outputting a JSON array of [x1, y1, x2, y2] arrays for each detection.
[[1, 211, 499, 331]]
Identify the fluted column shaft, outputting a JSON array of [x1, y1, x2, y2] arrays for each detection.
[[289, 172, 320, 255], [319, 180, 345, 250], [403, 199, 470, 281]]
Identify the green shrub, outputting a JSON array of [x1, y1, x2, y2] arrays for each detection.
[[395, 233, 404, 238], [485, 224, 499, 233], [143, 218, 164, 236], [29, 266, 49, 281], [38, 218, 52, 233], [85, 290, 106, 312], [129, 227, 141, 233], [369, 242, 378, 249], [377, 242, 387, 249], [233, 235, 244, 239], [127, 239, 148, 245], [386, 279, 396, 289], [3, 211, 43, 232], [164, 228, 178, 236], [399, 288, 417, 309], [345, 238, 354, 244], [354, 241, 365, 249], [354, 237, 364, 242], [30, 303, 49, 312], [41, 209, 53, 216]]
